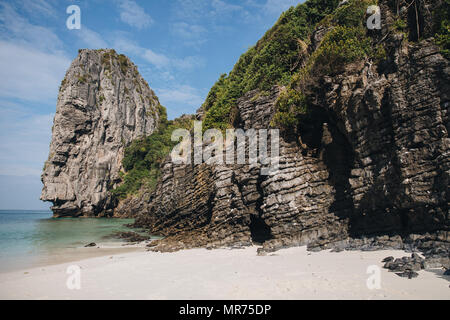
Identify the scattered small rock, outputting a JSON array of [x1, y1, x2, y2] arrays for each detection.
[[257, 249, 266, 256], [396, 270, 419, 279], [111, 231, 150, 243], [382, 253, 425, 277]]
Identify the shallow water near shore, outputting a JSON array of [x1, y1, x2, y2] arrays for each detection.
[[0, 210, 141, 273]]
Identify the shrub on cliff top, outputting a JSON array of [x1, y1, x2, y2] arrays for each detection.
[[311, 0, 377, 74], [312, 25, 372, 74]]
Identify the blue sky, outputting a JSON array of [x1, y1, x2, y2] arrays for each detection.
[[0, 0, 301, 210]]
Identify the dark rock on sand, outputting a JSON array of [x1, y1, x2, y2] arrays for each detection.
[[383, 253, 424, 273], [396, 270, 419, 279], [112, 231, 150, 243]]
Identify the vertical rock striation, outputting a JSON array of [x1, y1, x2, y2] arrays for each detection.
[[41, 49, 160, 217]]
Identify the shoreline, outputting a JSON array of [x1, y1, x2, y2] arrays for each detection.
[[0, 246, 448, 300], [0, 242, 147, 275]]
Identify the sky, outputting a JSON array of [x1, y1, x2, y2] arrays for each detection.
[[0, 0, 301, 210]]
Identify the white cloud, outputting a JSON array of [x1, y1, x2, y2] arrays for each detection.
[[113, 37, 170, 68], [172, 56, 206, 70], [142, 49, 171, 68], [0, 2, 63, 53], [0, 41, 70, 103], [171, 22, 207, 46], [211, 0, 243, 15], [0, 2, 66, 182], [160, 71, 175, 82], [173, 0, 210, 22], [155, 85, 205, 118], [74, 27, 109, 49], [118, 0, 154, 29], [173, 0, 247, 22], [21, 0, 57, 18], [263, 0, 299, 15], [156, 85, 204, 107], [0, 3, 70, 102], [172, 22, 207, 38], [171, 0, 264, 37], [113, 36, 204, 71]]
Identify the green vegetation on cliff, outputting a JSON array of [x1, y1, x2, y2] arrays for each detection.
[[272, 0, 377, 130], [202, 0, 340, 131], [309, 0, 378, 73], [434, 0, 450, 59], [112, 106, 194, 200]]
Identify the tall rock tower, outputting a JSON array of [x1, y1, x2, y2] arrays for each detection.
[[41, 49, 160, 217]]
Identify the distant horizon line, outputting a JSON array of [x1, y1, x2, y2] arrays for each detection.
[[0, 209, 52, 212]]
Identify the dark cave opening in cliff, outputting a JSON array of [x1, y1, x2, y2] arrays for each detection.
[[249, 215, 273, 244]]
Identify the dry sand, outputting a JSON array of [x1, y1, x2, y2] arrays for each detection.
[[0, 246, 449, 300]]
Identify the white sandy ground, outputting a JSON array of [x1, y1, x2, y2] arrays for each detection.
[[0, 246, 449, 300]]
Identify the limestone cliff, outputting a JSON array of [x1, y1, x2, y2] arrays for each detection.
[[41, 49, 160, 217], [117, 0, 449, 252]]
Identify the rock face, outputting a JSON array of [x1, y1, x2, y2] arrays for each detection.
[[118, 0, 449, 252], [41, 49, 160, 217]]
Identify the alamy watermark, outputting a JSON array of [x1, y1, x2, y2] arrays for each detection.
[[66, 5, 81, 30], [66, 265, 81, 290], [65, 3, 381, 34], [366, 5, 381, 30], [366, 265, 382, 290], [170, 121, 280, 176]]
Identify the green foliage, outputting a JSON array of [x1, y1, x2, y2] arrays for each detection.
[[271, 89, 308, 130], [373, 43, 387, 63], [393, 18, 408, 31], [332, 0, 374, 27], [101, 50, 117, 72], [273, 0, 377, 130], [77, 75, 87, 83], [118, 54, 129, 74], [434, 0, 450, 59], [312, 25, 372, 74], [202, 0, 340, 131], [309, 0, 377, 74], [112, 106, 193, 200]]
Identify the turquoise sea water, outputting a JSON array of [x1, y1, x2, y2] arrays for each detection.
[[0, 210, 137, 273]]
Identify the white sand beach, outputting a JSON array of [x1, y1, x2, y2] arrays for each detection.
[[0, 246, 448, 300]]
